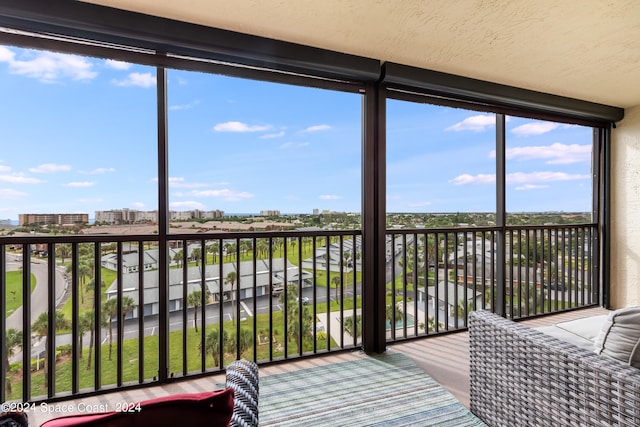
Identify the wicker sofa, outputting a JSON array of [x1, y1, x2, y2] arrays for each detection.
[[469, 311, 640, 427]]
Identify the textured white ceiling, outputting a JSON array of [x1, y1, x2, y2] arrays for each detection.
[[84, 0, 640, 108]]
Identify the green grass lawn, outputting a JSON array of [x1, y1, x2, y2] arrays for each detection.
[[8, 297, 348, 400], [6, 271, 36, 318]]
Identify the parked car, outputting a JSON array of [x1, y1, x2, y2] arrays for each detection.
[[543, 283, 567, 292]]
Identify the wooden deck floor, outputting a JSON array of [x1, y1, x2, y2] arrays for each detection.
[[28, 307, 609, 425]]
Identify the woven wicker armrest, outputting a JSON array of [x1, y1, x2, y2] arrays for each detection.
[[225, 360, 259, 427], [469, 310, 640, 427]]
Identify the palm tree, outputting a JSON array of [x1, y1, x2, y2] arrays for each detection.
[[225, 271, 238, 323], [31, 311, 69, 387], [191, 247, 202, 266], [5, 328, 22, 396], [102, 296, 136, 361], [78, 310, 93, 359], [331, 275, 341, 300], [103, 298, 118, 361], [187, 290, 202, 332], [56, 243, 72, 263], [80, 310, 99, 370], [199, 328, 228, 367]]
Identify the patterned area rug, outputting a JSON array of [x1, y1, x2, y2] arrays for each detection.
[[259, 352, 487, 426]]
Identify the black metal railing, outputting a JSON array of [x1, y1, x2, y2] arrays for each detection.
[[0, 224, 598, 402]]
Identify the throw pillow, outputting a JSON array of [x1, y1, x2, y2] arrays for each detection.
[[39, 388, 234, 427], [594, 306, 640, 368]]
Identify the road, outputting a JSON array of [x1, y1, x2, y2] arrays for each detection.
[[5, 253, 67, 331]]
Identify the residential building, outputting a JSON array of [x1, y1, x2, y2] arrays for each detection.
[[18, 213, 88, 226]]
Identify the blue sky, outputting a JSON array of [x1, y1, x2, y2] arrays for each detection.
[[0, 45, 593, 220]]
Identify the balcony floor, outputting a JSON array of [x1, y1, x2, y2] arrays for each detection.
[[28, 307, 609, 425]]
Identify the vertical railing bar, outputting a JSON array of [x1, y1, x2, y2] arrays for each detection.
[[389, 233, 395, 340], [325, 237, 331, 350], [401, 233, 408, 338], [532, 230, 539, 315], [181, 240, 188, 376], [561, 228, 568, 309], [569, 227, 580, 305], [235, 238, 241, 360], [137, 241, 145, 383], [480, 234, 486, 311], [490, 232, 495, 314], [218, 240, 224, 368], [453, 232, 459, 328], [22, 246, 31, 402], [282, 237, 288, 357], [580, 228, 593, 303], [297, 236, 303, 356], [436, 233, 442, 332], [93, 242, 102, 391], [312, 237, 318, 352], [47, 242, 55, 398], [339, 235, 344, 348], [199, 239, 207, 372], [549, 228, 564, 312], [252, 237, 258, 362], [428, 233, 435, 333], [517, 230, 523, 317], [353, 232, 359, 346], [412, 233, 418, 336], [0, 244, 5, 403], [116, 241, 123, 387], [71, 242, 79, 394], [465, 231, 471, 326], [518, 229, 531, 316], [268, 238, 273, 361], [583, 227, 589, 305], [471, 231, 477, 315], [508, 231, 514, 318]]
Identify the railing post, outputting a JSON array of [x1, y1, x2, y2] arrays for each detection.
[[495, 114, 507, 317], [362, 81, 387, 353], [157, 64, 170, 382]]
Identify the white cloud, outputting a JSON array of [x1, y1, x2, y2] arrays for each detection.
[[213, 121, 272, 132], [0, 165, 10, 173], [170, 200, 206, 210], [449, 174, 496, 185], [104, 59, 131, 70], [446, 115, 495, 132], [81, 167, 116, 175], [66, 181, 95, 187], [0, 174, 43, 184], [113, 72, 156, 88], [302, 125, 331, 133], [501, 143, 591, 164], [0, 47, 97, 83], [190, 189, 254, 201], [167, 177, 212, 189], [131, 202, 145, 208], [507, 171, 590, 183], [511, 121, 559, 136], [515, 184, 550, 190], [0, 189, 28, 198], [450, 171, 590, 186], [319, 194, 342, 200], [0, 46, 14, 62], [29, 163, 71, 173], [261, 131, 286, 139]]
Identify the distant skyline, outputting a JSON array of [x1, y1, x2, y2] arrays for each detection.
[[0, 44, 593, 221]]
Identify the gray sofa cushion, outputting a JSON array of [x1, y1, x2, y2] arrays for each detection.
[[537, 314, 608, 350], [594, 306, 640, 368]]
